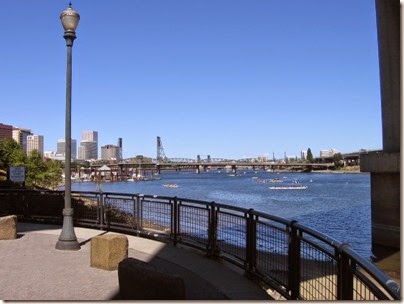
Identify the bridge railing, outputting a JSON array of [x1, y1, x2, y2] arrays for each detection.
[[0, 189, 399, 300]]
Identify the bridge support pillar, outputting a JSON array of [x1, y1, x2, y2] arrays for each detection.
[[360, 0, 400, 259]]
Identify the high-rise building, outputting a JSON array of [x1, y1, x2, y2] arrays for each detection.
[[27, 135, 44, 156], [82, 130, 98, 142], [101, 144, 120, 160], [57, 138, 77, 160], [0, 123, 13, 141], [118, 137, 123, 159], [12, 127, 32, 153], [78, 140, 97, 160], [78, 130, 98, 160]]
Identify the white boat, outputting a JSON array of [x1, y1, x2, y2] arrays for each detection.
[[269, 186, 308, 190], [163, 183, 179, 188]]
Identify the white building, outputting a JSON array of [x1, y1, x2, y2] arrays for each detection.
[[320, 149, 339, 158], [27, 135, 44, 156], [44, 151, 65, 161]]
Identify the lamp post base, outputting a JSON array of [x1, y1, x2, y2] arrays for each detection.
[[55, 208, 80, 250]]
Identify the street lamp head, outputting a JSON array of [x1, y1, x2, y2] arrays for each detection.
[[60, 2, 80, 34]]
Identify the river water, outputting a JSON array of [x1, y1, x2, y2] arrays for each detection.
[[71, 170, 372, 259]]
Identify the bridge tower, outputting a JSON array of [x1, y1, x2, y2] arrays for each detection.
[[156, 136, 167, 164]]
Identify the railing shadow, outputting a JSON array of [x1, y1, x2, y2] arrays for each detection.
[[0, 189, 399, 300]]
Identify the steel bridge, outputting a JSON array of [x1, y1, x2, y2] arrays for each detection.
[[88, 161, 334, 180], [153, 161, 334, 174]]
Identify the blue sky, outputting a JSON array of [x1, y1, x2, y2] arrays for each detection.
[[1, 0, 382, 160]]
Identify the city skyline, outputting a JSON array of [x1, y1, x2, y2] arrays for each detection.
[[0, 122, 363, 161], [1, 1, 383, 159]]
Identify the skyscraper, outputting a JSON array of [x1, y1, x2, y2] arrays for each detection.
[[12, 127, 32, 153], [82, 130, 98, 142], [101, 144, 120, 160], [57, 138, 77, 160], [27, 135, 44, 156], [78, 130, 98, 160]]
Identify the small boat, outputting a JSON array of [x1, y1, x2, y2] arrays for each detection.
[[163, 183, 179, 188], [270, 178, 283, 183], [269, 186, 308, 190]]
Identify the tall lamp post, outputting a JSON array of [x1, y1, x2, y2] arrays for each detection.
[[56, 2, 81, 250]]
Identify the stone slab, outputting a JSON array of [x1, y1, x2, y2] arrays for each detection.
[[91, 233, 128, 271], [118, 257, 186, 300], [0, 215, 17, 240]]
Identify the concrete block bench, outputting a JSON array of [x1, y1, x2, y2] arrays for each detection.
[[118, 257, 186, 300], [90, 233, 128, 271], [0, 215, 17, 240]]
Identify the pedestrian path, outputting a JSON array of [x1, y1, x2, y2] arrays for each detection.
[[0, 223, 271, 301]]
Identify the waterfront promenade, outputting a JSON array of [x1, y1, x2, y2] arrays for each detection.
[[0, 222, 271, 301]]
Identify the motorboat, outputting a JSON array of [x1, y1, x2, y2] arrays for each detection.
[[269, 185, 308, 190], [163, 183, 179, 188]]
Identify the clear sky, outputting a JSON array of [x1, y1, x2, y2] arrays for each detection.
[[1, 0, 383, 160]]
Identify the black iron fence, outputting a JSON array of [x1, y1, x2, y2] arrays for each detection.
[[0, 189, 400, 300]]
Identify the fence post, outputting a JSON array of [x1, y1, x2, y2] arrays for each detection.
[[337, 243, 354, 300], [288, 220, 301, 299], [99, 192, 104, 229], [173, 197, 178, 246], [207, 202, 219, 258], [245, 209, 257, 275], [104, 193, 110, 230], [132, 195, 136, 232], [138, 194, 144, 232]]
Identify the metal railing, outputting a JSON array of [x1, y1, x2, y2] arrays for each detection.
[[0, 189, 400, 300]]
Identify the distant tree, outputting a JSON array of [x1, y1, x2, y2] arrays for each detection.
[[333, 153, 344, 168], [25, 150, 47, 187], [307, 148, 314, 163], [43, 159, 63, 190], [0, 137, 26, 170]]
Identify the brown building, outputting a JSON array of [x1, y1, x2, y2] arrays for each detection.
[[0, 123, 13, 141]]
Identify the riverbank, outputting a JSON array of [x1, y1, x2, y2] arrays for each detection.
[[313, 165, 361, 174]]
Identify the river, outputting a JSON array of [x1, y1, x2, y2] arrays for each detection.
[[71, 170, 372, 259]]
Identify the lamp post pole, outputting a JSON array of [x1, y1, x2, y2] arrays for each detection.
[[56, 3, 81, 251]]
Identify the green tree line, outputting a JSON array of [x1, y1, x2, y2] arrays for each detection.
[[0, 137, 63, 189]]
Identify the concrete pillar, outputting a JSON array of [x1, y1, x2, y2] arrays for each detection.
[[375, 0, 400, 151], [360, 0, 400, 258]]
